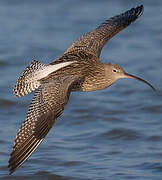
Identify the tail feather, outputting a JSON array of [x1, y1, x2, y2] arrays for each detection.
[[14, 60, 75, 97]]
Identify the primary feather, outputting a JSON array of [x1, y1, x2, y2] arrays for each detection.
[[9, 5, 144, 174]]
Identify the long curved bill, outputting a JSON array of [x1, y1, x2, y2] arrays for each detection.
[[123, 73, 156, 92]]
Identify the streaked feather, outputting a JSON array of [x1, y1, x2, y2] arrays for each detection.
[[14, 60, 76, 97], [64, 5, 143, 58], [9, 75, 81, 174]]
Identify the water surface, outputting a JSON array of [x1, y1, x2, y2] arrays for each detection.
[[0, 0, 162, 180]]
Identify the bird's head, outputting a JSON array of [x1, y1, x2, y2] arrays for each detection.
[[105, 62, 156, 91]]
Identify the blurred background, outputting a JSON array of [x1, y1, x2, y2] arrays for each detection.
[[0, 0, 162, 179]]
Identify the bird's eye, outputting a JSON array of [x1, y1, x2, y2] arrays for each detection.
[[113, 69, 117, 73]]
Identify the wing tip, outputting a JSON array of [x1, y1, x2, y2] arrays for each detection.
[[122, 4, 144, 26], [8, 168, 15, 175], [135, 5, 144, 17], [8, 163, 16, 175]]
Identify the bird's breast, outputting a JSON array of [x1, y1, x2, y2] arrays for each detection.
[[72, 71, 112, 92]]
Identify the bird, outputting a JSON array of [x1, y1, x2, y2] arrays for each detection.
[[8, 5, 156, 174]]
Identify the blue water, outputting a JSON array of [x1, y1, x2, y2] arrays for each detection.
[[0, 0, 162, 179]]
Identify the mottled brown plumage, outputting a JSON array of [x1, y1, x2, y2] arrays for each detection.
[[9, 5, 156, 174]]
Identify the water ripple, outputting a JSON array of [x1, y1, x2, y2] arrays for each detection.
[[101, 128, 142, 140], [0, 1, 162, 179]]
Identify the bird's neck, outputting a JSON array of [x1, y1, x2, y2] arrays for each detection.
[[76, 63, 114, 92]]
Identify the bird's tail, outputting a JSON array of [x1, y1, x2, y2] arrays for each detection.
[[14, 60, 75, 97]]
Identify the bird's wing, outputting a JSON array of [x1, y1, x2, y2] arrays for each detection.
[[8, 75, 81, 174], [63, 5, 143, 58]]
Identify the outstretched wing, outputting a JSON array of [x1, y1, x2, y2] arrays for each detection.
[[8, 75, 81, 174], [64, 5, 143, 58]]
